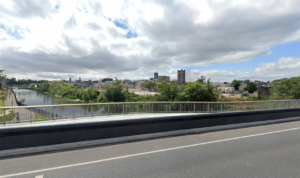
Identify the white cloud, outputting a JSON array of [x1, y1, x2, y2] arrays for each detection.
[[1, 0, 300, 80], [187, 57, 300, 82]]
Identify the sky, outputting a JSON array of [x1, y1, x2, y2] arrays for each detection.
[[0, 0, 300, 82]]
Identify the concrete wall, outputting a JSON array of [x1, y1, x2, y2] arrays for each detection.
[[1, 108, 300, 151]]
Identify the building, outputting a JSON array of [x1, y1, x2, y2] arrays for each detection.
[[239, 84, 247, 92], [69, 78, 71, 82], [177, 69, 185, 84], [154, 72, 158, 80], [99, 78, 113, 84], [258, 86, 271, 99], [158, 76, 170, 82]]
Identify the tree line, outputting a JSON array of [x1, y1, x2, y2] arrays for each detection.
[[40, 77, 219, 102]]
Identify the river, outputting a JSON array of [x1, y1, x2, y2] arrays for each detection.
[[13, 89, 105, 119]]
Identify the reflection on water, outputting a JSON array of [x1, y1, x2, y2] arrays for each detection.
[[13, 89, 106, 118], [14, 89, 81, 106]]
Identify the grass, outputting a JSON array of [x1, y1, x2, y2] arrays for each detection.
[[33, 112, 48, 121], [0, 110, 16, 123], [0, 101, 4, 115]]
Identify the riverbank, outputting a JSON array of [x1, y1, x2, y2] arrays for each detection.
[[18, 87, 41, 91]]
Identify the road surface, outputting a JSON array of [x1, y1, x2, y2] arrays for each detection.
[[1, 120, 300, 177]]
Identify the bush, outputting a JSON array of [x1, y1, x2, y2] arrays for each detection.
[[64, 95, 78, 99]]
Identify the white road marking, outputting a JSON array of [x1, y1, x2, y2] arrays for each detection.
[[1, 126, 300, 178], [35, 175, 43, 178]]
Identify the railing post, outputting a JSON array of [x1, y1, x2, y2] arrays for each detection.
[[194, 103, 195, 113], [3, 109, 5, 125], [152, 103, 153, 113], [207, 103, 210, 113], [180, 103, 181, 113], [221, 103, 223, 112], [53, 107, 55, 120], [123, 104, 125, 114], [138, 103, 139, 113], [108, 105, 110, 115], [73, 106, 75, 118], [91, 105, 93, 117]]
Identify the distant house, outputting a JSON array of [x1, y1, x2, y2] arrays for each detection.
[[213, 83, 229, 87], [255, 82, 271, 88], [239, 84, 247, 92]]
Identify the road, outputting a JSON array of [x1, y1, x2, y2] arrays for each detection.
[[1, 120, 300, 178]]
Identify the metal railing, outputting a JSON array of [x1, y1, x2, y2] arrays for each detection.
[[0, 100, 300, 126]]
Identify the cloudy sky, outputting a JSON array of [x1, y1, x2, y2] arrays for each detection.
[[1, 0, 300, 82]]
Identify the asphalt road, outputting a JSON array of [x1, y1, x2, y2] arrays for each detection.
[[1, 120, 300, 178]]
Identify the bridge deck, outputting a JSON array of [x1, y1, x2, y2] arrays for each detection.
[[0, 113, 203, 129]]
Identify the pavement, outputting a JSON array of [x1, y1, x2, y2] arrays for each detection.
[[1, 120, 300, 177], [0, 113, 202, 129], [2, 91, 34, 125]]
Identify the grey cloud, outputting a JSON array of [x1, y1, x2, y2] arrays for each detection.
[[2, 0, 300, 80], [0, 0, 55, 19], [88, 1, 103, 16], [64, 15, 77, 29], [134, 0, 300, 66], [86, 22, 102, 30]]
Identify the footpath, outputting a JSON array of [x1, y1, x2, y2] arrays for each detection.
[[1, 90, 34, 125]]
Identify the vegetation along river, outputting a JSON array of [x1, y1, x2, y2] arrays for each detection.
[[13, 89, 107, 119]]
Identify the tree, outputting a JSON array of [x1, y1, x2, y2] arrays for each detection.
[[31, 84, 34, 88], [271, 77, 300, 99], [144, 81, 154, 90], [196, 75, 206, 84], [223, 82, 228, 84], [0, 68, 5, 89], [182, 80, 217, 101], [231, 80, 241, 90], [246, 82, 257, 93], [103, 78, 125, 102], [157, 81, 179, 101]]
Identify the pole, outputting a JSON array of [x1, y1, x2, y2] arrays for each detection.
[[152, 103, 153, 113], [91, 105, 93, 117], [221, 103, 223, 113], [207, 103, 210, 113], [180, 103, 181, 113], [123, 104, 125, 114], [3, 109, 5, 125], [53, 107, 55, 120], [108, 105, 110, 115], [73, 106, 75, 118], [194, 103, 196, 113]]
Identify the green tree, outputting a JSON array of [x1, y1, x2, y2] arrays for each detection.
[[157, 81, 179, 101], [196, 75, 206, 84], [271, 77, 300, 99], [246, 82, 257, 93], [231, 80, 241, 90], [181, 76, 217, 101], [102, 78, 125, 102], [31, 84, 34, 88], [0, 68, 5, 89], [144, 81, 154, 90]]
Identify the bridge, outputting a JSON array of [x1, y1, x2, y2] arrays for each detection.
[[1, 99, 300, 177]]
